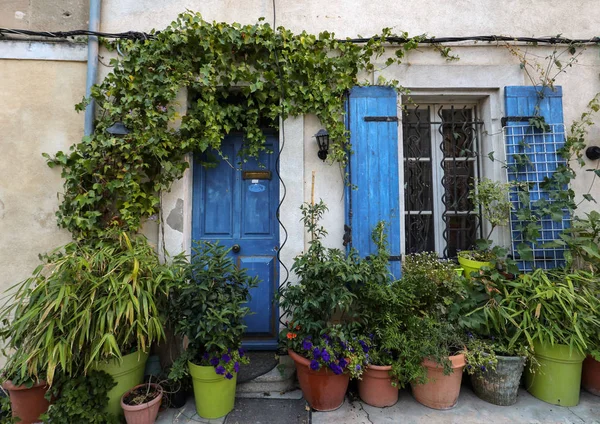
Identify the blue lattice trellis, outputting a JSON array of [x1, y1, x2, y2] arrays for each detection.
[[504, 86, 569, 271]]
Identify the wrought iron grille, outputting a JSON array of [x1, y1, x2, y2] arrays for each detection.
[[403, 105, 484, 258], [504, 123, 569, 271]]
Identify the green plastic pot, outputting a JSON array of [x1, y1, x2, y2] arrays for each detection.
[[525, 341, 585, 406], [189, 361, 237, 419], [457, 253, 490, 280], [95, 350, 149, 416]]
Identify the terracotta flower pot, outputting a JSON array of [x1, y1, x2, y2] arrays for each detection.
[[358, 364, 398, 407], [411, 353, 466, 410], [120, 383, 163, 424], [1, 379, 50, 424], [288, 349, 349, 411], [582, 355, 600, 396]]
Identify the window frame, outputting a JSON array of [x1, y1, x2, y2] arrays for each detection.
[[398, 93, 509, 258]]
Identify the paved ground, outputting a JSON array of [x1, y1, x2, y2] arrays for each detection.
[[157, 387, 600, 424], [313, 388, 600, 424]]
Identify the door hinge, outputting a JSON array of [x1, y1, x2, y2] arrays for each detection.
[[343, 224, 352, 247], [364, 116, 398, 122]]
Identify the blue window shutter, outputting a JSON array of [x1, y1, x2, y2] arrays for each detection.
[[504, 86, 569, 270], [346, 86, 401, 278]]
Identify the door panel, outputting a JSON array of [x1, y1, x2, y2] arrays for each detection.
[[192, 134, 279, 350]]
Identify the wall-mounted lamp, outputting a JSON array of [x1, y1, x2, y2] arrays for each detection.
[[106, 122, 131, 137], [586, 146, 600, 161], [315, 129, 329, 161]]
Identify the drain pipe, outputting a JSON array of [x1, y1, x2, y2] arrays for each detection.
[[84, 0, 101, 136]]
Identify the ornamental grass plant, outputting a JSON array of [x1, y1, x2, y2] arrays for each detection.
[[0, 232, 178, 386]]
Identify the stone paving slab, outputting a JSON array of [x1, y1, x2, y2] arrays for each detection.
[[312, 388, 600, 424], [157, 387, 600, 424], [225, 398, 310, 424]]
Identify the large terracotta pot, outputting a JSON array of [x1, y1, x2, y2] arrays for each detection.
[[1, 379, 50, 424], [358, 364, 398, 407], [581, 355, 600, 396], [411, 353, 466, 410], [288, 349, 349, 411], [121, 383, 163, 424]]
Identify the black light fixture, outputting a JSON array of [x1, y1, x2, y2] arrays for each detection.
[[106, 122, 130, 136], [315, 129, 329, 161], [586, 146, 600, 161]]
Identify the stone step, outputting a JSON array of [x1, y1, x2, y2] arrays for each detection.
[[236, 354, 297, 395]]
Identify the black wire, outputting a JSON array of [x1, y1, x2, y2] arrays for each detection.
[[1, 27, 599, 45], [271, 0, 291, 329]]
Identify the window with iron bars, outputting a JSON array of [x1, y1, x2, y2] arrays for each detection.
[[402, 104, 485, 258]]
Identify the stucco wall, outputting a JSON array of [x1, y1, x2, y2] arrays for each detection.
[[0, 60, 86, 295], [100, 0, 599, 39], [0, 0, 88, 31]]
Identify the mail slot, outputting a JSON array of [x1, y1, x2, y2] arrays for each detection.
[[242, 171, 272, 180]]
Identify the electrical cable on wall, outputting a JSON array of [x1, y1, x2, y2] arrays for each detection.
[[1, 27, 599, 45], [271, 0, 292, 329]]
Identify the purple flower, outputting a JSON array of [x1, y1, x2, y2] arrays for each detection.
[[310, 360, 320, 371], [225, 372, 234, 380], [358, 340, 369, 354], [238, 348, 245, 357], [203, 351, 210, 360], [210, 357, 220, 367], [302, 339, 313, 351], [313, 347, 321, 360], [368, 333, 374, 340], [339, 341, 347, 351], [355, 364, 361, 371], [215, 365, 226, 375], [480, 365, 487, 372], [329, 363, 343, 375], [338, 358, 348, 368], [467, 332, 474, 339], [321, 348, 331, 362], [234, 362, 240, 373], [222, 354, 231, 363], [321, 334, 331, 345]]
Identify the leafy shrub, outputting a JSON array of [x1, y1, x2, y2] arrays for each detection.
[[0, 232, 178, 384], [169, 241, 257, 377], [41, 371, 117, 424]]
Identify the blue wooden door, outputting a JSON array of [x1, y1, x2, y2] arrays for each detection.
[[192, 133, 279, 350]]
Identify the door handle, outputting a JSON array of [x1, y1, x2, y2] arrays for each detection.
[[232, 244, 241, 253]]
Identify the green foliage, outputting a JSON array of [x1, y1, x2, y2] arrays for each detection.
[[497, 268, 600, 354], [402, 252, 464, 316], [562, 211, 600, 272], [40, 371, 118, 424], [169, 241, 258, 364], [46, 12, 427, 239], [469, 178, 512, 245], [463, 338, 498, 376], [278, 201, 362, 342], [0, 232, 178, 385]]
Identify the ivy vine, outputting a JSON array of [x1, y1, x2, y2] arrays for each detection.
[[47, 12, 426, 238]]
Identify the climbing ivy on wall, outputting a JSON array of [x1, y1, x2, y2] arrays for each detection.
[[47, 12, 426, 239]]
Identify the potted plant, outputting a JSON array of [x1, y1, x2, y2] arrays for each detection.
[[396, 252, 467, 410], [404, 317, 466, 410], [278, 201, 368, 411], [0, 232, 177, 418], [169, 241, 256, 419], [0, 374, 50, 424], [120, 383, 163, 424], [503, 268, 600, 406], [561, 211, 600, 396], [455, 269, 530, 406], [351, 222, 404, 407], [458, 178, 512, 278]]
